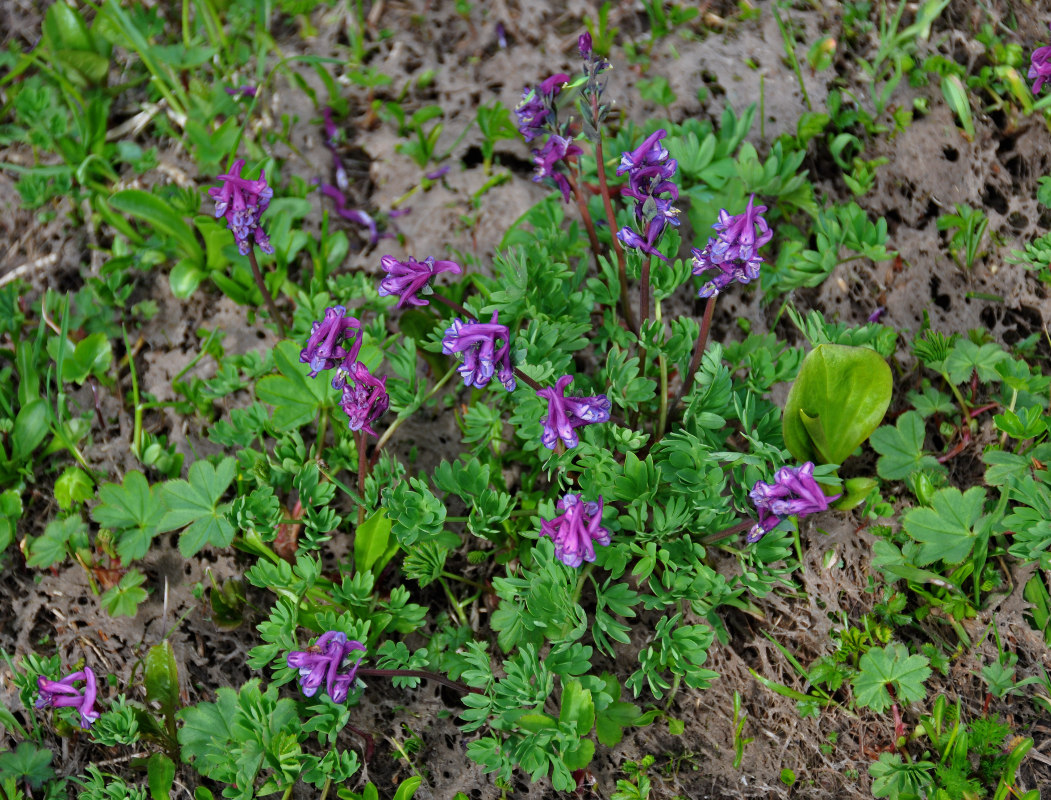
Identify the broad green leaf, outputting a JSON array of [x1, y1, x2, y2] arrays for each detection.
[[0, 489, 22, 552], [145, 640, 179, 714], [110, 189, 203, 263], [944, 340, 1008, 384], [853, 643, 930, 713], [783, 344, 892, 465], [256, 340, 337, 430], [558, 679, 595, 737], [902, 487, 985, 566], [160, 457, 237, 556], [869, 411, 943, 481], [92, 471, 165, 562], [10, 398, 49, 464], [26, 515, 88, 569], [100, 569, 148, 617], [391, 777, 422, 800], [147, 753, 176, 800], [354, 508, 396, 575], [55, 466, 94, 509]]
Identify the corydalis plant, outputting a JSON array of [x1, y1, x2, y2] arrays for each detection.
[[36, 667, 100, 728], [540, 494, 611, 567], [209, 158, 274, 256], [537, 375, 611, 450], [748, 462, 840, 542], [287, 631, 365, 703], [379, 255, 462, 308], [616, 128, 680, 263], [692, 194, 772, 299], [442, 312, 516, 391], [340, 362, 389, 436], [1030, 24, 1051, 93]]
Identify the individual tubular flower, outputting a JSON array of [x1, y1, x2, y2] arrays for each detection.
[[287, 631, 365, 703], [532, 134, 582, 202], [691, 194, 773, 298], [1030, 26, 1051, 93], [747, 462, 840, 543], [540, 494, 612, 568], [441, 311, 516, 391], [515, 72, 568, 142], [378, 255, 463, 309], [536, 375, 611, 449], [36, 667, 100, 728], [339, 362, 389, 436], [208, 158, 274, 255], [300, 305, 363, 379]]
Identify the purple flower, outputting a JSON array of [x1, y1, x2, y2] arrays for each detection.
[[515, 73, 568, 142], [226, 84, 258, 98], [425, 165, 451, 181], [208, 158, 274, 256], [287, 631, 365, 703], [496, 22, 508, 49], [339, 362, 389, 436], [1030, 27, 1051, 93], [536, 375, 611, 449], [616, 129, 679, 262], [533, 134, 582, 202], [868, 306, 886, 323], [691, 194, 773, 298], [378, 255, 462, 309], [320, 184, 379, 244], [442, 312, 515, 391], [300, 305, 363, 379], [36, 667, 100, 728], [617, 225, 669, 262], [747, 462, 840, 543], [540, 494, 611, 568], [617, 129, 670, 176]]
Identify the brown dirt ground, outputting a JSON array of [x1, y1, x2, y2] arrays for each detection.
[[2, 1, 1051, 799]]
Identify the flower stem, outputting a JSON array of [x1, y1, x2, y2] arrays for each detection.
[[700, 520, 753, 544], [674, 294, 718, 408], [356, 430, 369, 526], [592, 95, 636, 334], [438, 576, 470, 627], [656, 300, 669, 440], [513, 366, 541, 392], [430, 291, 472, 318], [639, 255, 652, 331], [247, 248, 288, 337], [566, 166, 602, 262]]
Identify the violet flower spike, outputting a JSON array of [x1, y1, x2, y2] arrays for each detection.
[[339, 362, 389, 436], [536, 375, 611, 449], [532, 134, 582, 203], [441, 311, 516, 391], [287, 631, 366, 703], [747, 462, 840, 543], [300, 305, 363, 378], [1030, 25, 1051, 93], [691, 194, 772, 298], [515, 72, 568, 142], [378, 255, 462, 309], [540, 494, 612, 568], [208, 158, 274, 256], [36, 667, 100, 728]]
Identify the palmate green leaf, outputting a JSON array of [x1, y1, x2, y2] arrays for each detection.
[[869, 411, 943, 481], [902, 487, 985, 566], [783, 344, 892, 466], [944, 340, 1008, 384], [853, 643, 931, 713], [100, 569, 148, 617], [91, 471, 165, 562], [256, 340, 338, 430], [160, 457, 237, 556]]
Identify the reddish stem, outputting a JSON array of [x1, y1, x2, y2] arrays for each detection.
[[247, 249, 288, 337], [356, 667, 479, 694], [430, 292, 472, 318], [673, 295, 718, 409], [566, 167, 603, 263]]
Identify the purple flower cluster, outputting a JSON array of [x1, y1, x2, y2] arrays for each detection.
[[747, 462, 839, 543], [318, 107, 387, 245], [537, 375, 611, 450], [691, 195, 773, 298], [208, 158, 274, 255], [301, 305, 363, 381], [287, 631, 365, 703], [533, 134, 583, 202], [36, 667, 100, 728], [541, 493, 611, 568], [1030, 25, 1051, 93], [515, 72, 568, 142], [615, 129, 680, 262], [442, 312, 516, 391], [300, 306, 389, 436], [379, 255, 462, 308]]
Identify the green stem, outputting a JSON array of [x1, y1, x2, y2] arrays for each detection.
[[592, 95, 636, 334], [438, 576, 469, 627], [639, 256, 652, 332], [656, 300, 669, 439], [319, 778, 332, 800], [571, 562, 596, 607], [247, 248, 288, 337], [356, 667, 476, 694], [314, 407, 329, 461], [357, 430, 368, 526], [371, 365, 459, 465]]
